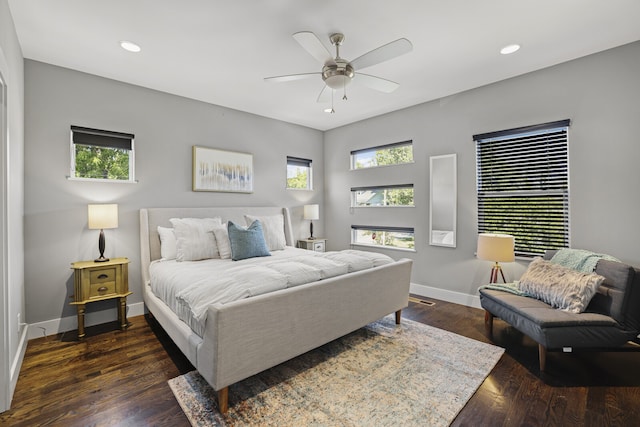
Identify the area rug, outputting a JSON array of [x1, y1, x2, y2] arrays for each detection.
[[168, 315, 504, 426]]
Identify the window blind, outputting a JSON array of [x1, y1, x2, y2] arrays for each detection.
[[350, 184, 413, 192], [286, 156, 312, 168], [71, 125, 134, 150], [474, 120, 570, 256]]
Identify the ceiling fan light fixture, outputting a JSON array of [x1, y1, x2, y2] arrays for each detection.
[[322, 63, 354, 89]]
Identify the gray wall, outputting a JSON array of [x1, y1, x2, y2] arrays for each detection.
[[24, 60, 323, 325], [324, 41, 640, 297], [0, 0, 25, 410]]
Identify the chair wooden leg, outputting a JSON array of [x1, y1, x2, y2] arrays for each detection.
[[218, 387, 229, 414], [538, 344, 547, 372], [484, 310, 494, 338], [395, 309, 402, 325]]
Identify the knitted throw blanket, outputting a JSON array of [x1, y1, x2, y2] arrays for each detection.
[[550, 248, 619, 273]]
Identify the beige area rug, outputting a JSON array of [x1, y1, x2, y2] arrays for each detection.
[[168, 315, 504, 426]]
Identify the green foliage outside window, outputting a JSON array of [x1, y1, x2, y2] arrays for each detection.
[[74, 144, 130, 180], [353, 144, 413, 169], [355, 229, 415, 250], [385, 188, 413, 206], [286, 166, 310, 189], [375, 145, 413, 166]]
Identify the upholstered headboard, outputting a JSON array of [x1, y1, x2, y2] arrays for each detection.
[[139, 207, 294, 286]]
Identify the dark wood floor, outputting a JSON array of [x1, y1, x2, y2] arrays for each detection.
[[2, 298, 639, 426]]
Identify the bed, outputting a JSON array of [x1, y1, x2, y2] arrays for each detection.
[[139, 206, 413, 413]]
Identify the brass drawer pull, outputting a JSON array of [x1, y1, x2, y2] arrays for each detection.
[[98, 286, 108, 292], [98, 274, 109, 279]]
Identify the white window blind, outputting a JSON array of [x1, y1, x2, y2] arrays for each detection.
[[474, 119, 570, 256]]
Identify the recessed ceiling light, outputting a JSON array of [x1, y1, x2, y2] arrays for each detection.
[[120, 40, 141, 53], [500, 44, 520, 55]]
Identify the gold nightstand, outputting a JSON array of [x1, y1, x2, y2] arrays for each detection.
[[297, 238, 326, 252], [70, 257, 131, 339]]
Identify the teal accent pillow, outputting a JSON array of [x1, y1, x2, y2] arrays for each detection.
[[227, 220, 271, 261]]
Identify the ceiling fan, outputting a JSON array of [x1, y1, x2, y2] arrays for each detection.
[[264, 31, 412, 111]]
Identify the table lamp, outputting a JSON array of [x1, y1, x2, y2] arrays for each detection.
[[303, 204, 319, 240], [88, 204, 118, 262], [477, 233, 514, 283]]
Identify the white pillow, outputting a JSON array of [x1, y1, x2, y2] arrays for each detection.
[[169, 217, 222, 261], [244, 214, 286, 251], [212, 223, 232, 259], [157, 226, 177, 260]]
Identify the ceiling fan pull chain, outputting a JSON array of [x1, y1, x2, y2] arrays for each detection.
[[343, 77, 348, 101], [331, 89, 336, 113]]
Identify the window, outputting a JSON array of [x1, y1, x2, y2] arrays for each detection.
[[475, 119, 570, 256], [286, 156, 312, 190], [351, 225, 415, 250], [351, 184, 414, 207], [350, 140, 413, 170], [70, 126, 135, 182]]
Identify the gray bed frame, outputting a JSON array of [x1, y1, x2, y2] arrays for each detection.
[[139, 206, 413, 413]]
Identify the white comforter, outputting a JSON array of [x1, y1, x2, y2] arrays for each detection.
[[150, 247, 393, 336]]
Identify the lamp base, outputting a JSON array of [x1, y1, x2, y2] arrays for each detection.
[[489, 262, 507, 283], [95, 229, 109, 262]]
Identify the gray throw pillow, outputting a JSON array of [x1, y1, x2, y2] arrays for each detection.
[[518, 257, 604, 313], [227, 220, 271, 261]]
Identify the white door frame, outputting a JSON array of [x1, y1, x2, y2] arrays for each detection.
[[0, 69, 10, 412]]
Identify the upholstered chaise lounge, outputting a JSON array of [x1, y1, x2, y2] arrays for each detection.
[[479, 250, 640, 371]]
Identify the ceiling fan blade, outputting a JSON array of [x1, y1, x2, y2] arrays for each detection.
[[355, 73, 400, 93], [264, 73, 320, 83], [293, 31, 334, 65], [316, 85, 331, 103], [350, 38, 413, 70]]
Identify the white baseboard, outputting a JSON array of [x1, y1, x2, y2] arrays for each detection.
[[410, 283, 482, 309], [27, 302, 146, 340]]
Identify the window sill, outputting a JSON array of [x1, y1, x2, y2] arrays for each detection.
[[350, 243, 416, 253], [67, 176, 138, 184], [350, 205, 415, 208], [350, 161, 415, 171]]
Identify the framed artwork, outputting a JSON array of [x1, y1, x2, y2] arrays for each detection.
[[192, 146, 253, 193]]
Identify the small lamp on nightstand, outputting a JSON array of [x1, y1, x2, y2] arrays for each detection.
[[303, 204, 319, 240], [477, 233, 514, 283], [88, 204, 118, 262]]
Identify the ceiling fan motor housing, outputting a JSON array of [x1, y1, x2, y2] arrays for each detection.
[[322, 59, 354, 89]]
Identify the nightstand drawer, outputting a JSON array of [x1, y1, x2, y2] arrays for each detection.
[[89, 267, 117, 284], [89, 280, 117, 299], [298, 238, 327, 252]]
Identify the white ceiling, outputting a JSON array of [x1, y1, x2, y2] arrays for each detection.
[[8, 0, 640, 131]]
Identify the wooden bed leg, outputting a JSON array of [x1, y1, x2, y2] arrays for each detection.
[[538, 344, 547, 372], [218, 387, 229, 414], [395, 309, 402, 325], [484, 310, 494, 338]]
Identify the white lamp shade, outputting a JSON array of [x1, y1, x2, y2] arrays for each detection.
[[477, 233, 514, 262], [88, 204, 119, 229], [303, 204, 319, 220]]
